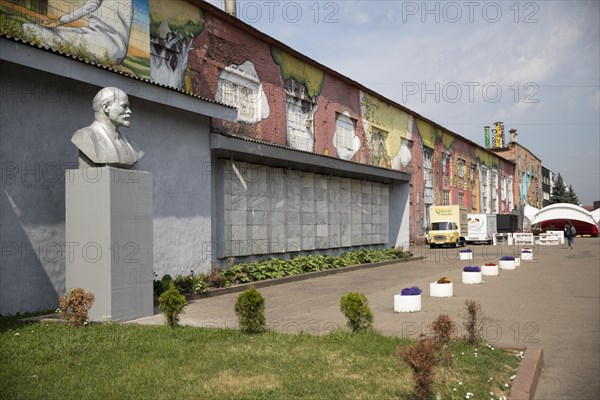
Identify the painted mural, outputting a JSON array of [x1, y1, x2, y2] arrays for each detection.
[[0, 0, 521, 241], [149, 0, 202, 91], [0, 0, 150, 77], [359, 91, 413, 169]]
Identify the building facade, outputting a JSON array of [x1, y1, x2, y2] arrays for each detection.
[[1, 0, 515, 314], [491, 130, 542, 209]]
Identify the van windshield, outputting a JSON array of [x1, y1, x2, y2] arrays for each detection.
[[431, 222, 454, 230]]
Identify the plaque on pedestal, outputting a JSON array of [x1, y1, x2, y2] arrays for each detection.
[[65, 167, 153, 321]]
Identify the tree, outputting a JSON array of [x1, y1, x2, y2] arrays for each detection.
[[549, 173, 568, 204], [566, 184, 580, 205]]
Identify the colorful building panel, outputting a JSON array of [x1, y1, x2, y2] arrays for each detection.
[[0, 0, 518, 244]]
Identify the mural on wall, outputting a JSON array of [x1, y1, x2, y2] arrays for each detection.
[[360, 91, 412, 169], [215, 61, 270, 124], [332, 111, 361, 160], [149, 0, 203, 91], [271, 47, 324, 152], [0, 0, 150, 77]]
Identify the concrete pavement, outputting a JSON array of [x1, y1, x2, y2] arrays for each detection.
[[133, 239, 600, 400]]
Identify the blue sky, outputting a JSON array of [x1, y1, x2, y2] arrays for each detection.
[[224, 0, 600, 205]]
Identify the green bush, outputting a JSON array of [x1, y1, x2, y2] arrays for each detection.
[[234, 286, 266, 334], [159, 282, 187, 328], [221, 248, 411, 286], [340, 292, 374, 333]]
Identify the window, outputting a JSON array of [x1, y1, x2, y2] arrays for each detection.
[[334, 113, 357, 160], [507, 177, 514, 210], [423, 147, 434, 204], [442, 190, 450, 205], [371, 127, 391, 168], [457, 159, 466, 179], [491, 170, 498, 213], [285, 95, 315, 151], [469, 164, 476, 181], [217, 64, 262, 123], [442, 152, 451, 176], [459, 192, 464, 207], [284, 78, 316, 152]]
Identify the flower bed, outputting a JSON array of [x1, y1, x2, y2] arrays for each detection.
[[394, 286, 422, 312], [462, 266, 482, 284], [521, 249, 533, 261], [430, 277, 453, 297], [499, 256, 516, 270], [459, 249, 473, 260], [481, 263, 499, 276]]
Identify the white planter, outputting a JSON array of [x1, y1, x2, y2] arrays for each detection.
[[430, 282, 453, 297], [521, 252, 533, 261], [499, 259, 516, 270], [394, 294, 422, 312], [514, 257, 521, 267], [481, 264, 499, 276], [459, 252, 473, 260], [462, 271, 483, 284]]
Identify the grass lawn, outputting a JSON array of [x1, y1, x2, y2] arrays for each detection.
[[1, 319, 520, 399]]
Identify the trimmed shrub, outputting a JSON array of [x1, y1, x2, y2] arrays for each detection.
[[159, 282, 187, 328], [235, 286, 266, 334], [340, 292, 374, 333], [59, 288, 95, 327]]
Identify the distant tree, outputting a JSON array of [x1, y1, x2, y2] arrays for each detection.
[[566, 184, 580, 205], [549, 173, 568, 204]]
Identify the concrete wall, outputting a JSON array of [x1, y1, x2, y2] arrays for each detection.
[[220, 160, 390, 257], [0, 61, 212, 314]]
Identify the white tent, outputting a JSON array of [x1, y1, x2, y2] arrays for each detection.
[[530, 203, 597, 226], [591, 209, 600, 225], [523, 204, 539, 222]]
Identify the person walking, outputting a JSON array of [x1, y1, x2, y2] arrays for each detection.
[[564, 221, 576, 249]]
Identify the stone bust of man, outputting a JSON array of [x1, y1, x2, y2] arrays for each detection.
[[72, 87, 144, 168]]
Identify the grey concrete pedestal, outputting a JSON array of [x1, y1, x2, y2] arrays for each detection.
[[65, 167, 153, 321]]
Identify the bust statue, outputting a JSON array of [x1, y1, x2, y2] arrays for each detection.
[[72, 87, 143, 168]]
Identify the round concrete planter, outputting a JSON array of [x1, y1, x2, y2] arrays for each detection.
[[482, 264, 499, 276], [430, 282, 453, 297], [394, 294, 422, 312], [499, 259, 516, 270], [462, 271, 483, 284], [459, 251, 473, 261], [521, 251, 533, 261]]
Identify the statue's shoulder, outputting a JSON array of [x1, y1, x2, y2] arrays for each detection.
[[126, 136, 145, 159], [72, 123, 102, 160]]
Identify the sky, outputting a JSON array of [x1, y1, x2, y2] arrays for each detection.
[[218, 0, 600, 205]]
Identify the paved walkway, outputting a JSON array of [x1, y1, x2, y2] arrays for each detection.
[[133, 239, 600, 400]]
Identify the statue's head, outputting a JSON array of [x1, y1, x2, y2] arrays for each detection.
[[92, 87, 132, 129]]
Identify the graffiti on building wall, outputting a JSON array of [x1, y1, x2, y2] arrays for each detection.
[[359, 91, 412, 169], [333, 111, 361, 160], [271, 47, 324, 152], [149, 0, 202, 91], [0, 0, 151, 77], [215, 61, 270, 123]]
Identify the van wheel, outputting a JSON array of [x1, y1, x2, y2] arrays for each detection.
[[430, 244, 436, 249]]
